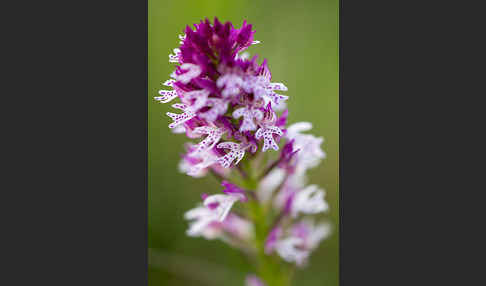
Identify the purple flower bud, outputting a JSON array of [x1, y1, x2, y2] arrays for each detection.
[[283, 192, 295, 215], [216, 115, 237, 138], [244, 131, 259, 153], [276, 109, 288, 127], [236, 20, 255, 48], [221, 180, 247, 202], [279, 139, 300, 169], [264, 226, 282, 254]]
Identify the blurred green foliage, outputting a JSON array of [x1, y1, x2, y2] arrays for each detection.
[[149, 0, 338, 285]]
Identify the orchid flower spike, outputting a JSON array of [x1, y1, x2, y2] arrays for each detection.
[[156, 18, 331, 286]]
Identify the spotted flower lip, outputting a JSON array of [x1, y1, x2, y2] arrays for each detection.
[[233, 106, 263, 132], [166, 103, 195, 129], [216, 141, 248, 168], [191, 126, 225, 154], [255, 124, 283, 152]]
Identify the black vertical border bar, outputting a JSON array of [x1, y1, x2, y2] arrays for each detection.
[[3, 0, 150, 284], [338, 0, 482, 283]]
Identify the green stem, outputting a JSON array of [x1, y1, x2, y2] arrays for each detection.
[[240, 166, 292, 286]]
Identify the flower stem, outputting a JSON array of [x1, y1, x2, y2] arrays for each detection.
[[258, 157, 281, 181], [242, 171, 291, 286]]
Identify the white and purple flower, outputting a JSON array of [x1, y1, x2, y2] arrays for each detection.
[[271, 219, 332, 267], [185, 191, 246, 237]]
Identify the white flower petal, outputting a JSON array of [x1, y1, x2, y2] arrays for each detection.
[[204, 194, 239, 221], [258, 168, 286, 203], [292, 185, 328, 218], [275, 237, 308, 266]]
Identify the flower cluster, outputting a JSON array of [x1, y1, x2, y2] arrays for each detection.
[[155, 18, 330, 286]]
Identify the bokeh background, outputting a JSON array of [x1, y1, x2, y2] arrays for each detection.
[[149, 0, 339, 285]]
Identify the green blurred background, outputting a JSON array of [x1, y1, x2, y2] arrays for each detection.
[[149, 0, 339, 285]]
